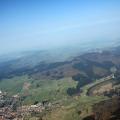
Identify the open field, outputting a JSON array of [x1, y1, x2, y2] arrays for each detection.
[[0, 75, 77, 104]]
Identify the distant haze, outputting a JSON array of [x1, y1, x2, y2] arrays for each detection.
[[0, 0, 120, 55]]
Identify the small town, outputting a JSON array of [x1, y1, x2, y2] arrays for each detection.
[[0, 90, 61, 120]]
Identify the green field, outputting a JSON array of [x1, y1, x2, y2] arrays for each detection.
[[0, 75, 108, 120], [0, 76, 77, 104]]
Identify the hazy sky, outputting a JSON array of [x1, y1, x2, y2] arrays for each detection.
[[0, 0, 120, 54]]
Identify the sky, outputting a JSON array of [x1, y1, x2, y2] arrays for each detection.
[[0, 0, 120, 55]]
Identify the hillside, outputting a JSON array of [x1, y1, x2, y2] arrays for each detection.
[[0, 46, 120, 120]]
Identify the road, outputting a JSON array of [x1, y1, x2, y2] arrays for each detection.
[[81, 74, 115, 96]]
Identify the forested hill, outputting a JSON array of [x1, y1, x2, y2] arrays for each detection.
[[0, 46, 120, 82]]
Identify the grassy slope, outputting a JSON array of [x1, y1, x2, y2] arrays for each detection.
[[0, 76, 77, 104], [0, 76, 30, 95], [44, 96, 108, 120], [0, 76, 108, 120]]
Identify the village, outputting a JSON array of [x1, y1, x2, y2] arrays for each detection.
[[0, 90, 61, 120]]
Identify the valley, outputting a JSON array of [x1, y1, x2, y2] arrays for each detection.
[[0, 46, 120, 120], [1, 0, 120, 119]]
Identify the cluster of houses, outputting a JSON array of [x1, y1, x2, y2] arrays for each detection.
[[17, 100, 52, 115], [0, 90, 59, 120]]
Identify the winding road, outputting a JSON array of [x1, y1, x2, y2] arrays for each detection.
[[81, 74, 115, 96]]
